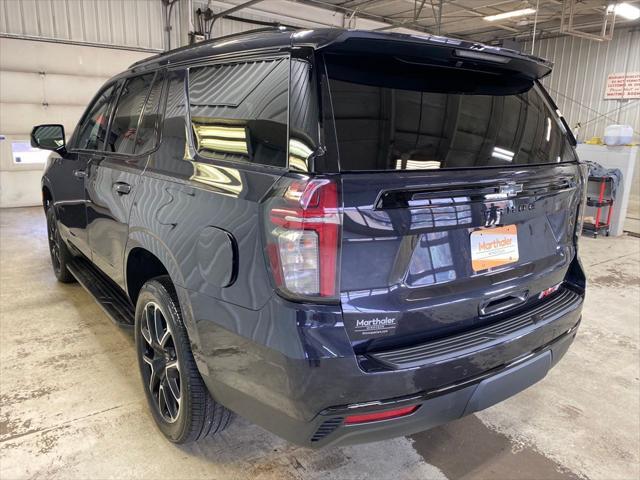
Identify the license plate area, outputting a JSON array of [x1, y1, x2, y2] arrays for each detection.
[[470, 225, 519, 272]]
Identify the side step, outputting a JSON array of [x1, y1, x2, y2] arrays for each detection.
[[67, 256, 135, 328]]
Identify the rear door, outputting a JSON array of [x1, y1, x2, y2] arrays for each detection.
[[86, 71, 165, 287], [322, 54, 583, 352]]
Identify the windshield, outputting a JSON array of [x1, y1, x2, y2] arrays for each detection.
[[323, 54, 576, 171]]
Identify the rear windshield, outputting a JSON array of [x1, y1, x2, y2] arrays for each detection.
[[323, 54, 576, 171]]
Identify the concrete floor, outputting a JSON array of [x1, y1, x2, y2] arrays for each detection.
[[1, 206, 638, 480]]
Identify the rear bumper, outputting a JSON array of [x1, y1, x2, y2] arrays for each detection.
[[186, 285, 582, 448], [304, 322, 577, 447]]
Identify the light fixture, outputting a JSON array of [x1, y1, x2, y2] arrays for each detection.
[[484, 8, 536, 22], [607, 3, 640, 20], [491, 146, 515, 161]]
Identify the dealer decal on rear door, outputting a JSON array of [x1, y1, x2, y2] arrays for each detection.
[[470, 225, 519, 272]]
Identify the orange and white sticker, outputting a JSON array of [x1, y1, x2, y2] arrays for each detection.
[[470, 225, 519, 272]]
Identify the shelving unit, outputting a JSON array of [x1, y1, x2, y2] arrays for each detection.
[[582, 175, 615, 238]]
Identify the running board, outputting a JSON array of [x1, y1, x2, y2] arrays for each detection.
[[67, 256, 135, 328]]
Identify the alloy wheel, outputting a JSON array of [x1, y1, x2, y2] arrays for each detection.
[[139, 302, 182, 423]]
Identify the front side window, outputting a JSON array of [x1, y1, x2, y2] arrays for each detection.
[[107, 73, 155, 154], [188, 58, 288, 168], [324, 54, 576, 171], [74, 83, 117, 151]]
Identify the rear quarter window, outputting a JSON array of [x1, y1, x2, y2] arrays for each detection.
[[188, 58, 289, 168]]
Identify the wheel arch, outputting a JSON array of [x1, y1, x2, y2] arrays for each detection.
[[124, 232, 200, 350], [42, 180, 54, 211], [124, 233, 185, 304], [126, 247, 170, 306]]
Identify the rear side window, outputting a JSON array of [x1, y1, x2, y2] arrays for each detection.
[[107, 73, 155, 154], [324, 55, 576, 171], [134, 71, 165, 155], [146, 69, 194, 178], [74, 83, 117, 151], [188, 58, 288, 168]]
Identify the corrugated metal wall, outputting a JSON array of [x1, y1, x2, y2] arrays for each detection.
[[192, 0, 299, 39], [524, 28, 640, 143], [0, 0, 424, 52], [0, 37, 152, 207], [193, 0, 424, 38], [0, 0, 177, 51]]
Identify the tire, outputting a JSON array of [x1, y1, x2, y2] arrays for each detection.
[[134, 276, 233, 443], [45, 206, 76, 283]]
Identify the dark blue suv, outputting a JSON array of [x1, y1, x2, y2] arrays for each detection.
[[34, 28, 586, 448]]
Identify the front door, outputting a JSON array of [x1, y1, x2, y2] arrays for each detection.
[[50, 150, 91, 258], [60, 81, 120, 258]]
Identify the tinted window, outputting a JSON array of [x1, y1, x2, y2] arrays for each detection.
[[74, 83, 117, 151], [149, 69, 193, 177], [135, 71, 165, 155], [325, 56, 575, 171], [289, 59, 320, 172], [188, 59, 288, 168], [107, 73, 154, 154]]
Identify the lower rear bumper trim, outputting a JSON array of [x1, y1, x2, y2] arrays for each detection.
[[322, 318, 579, 418]]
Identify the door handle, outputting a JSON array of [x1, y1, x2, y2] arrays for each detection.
[[73, 169, 87, 179], [114, 182, 132, 195], [479, 290, 529, 317]]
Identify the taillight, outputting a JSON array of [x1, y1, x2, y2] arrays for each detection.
[[263, 176, 341, 301]]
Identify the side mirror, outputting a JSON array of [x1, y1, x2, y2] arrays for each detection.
[[31, 124, 66, 151]]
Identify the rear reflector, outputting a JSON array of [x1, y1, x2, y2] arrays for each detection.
[[538, 283, 561, 299], [344, 405, 419, 425]]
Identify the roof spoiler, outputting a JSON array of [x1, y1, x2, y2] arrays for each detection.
[[316, 31, 552, 80]]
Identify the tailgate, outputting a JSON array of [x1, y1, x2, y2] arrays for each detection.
[[339, 164, 582, 351]]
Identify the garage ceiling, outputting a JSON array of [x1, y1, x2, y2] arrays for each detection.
[[296, 0, 640, 43]]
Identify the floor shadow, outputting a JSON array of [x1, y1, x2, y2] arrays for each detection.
[[410, 415, 583, 480]]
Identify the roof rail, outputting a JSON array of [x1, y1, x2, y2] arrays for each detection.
[[128, 26, 295, 69]]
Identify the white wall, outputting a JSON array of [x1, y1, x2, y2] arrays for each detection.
[[0, 37, 152, 207], [524, 28, 640, 233], [0, 0, 425, 53], [198, 0, 427, 36], [524, 28, 640, 143], [0, 0, 178, 50]]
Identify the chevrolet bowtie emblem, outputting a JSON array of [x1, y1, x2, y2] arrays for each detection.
[[499, 182, 523, 197]]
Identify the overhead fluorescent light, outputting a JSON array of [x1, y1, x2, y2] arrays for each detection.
[[484, 8, 536, 22], [491, 146, 515, 161], [607, 3, 640, 20]]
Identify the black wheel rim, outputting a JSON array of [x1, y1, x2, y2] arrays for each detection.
[[140, 302, 182, 423], [47, 212, 61, 273]]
